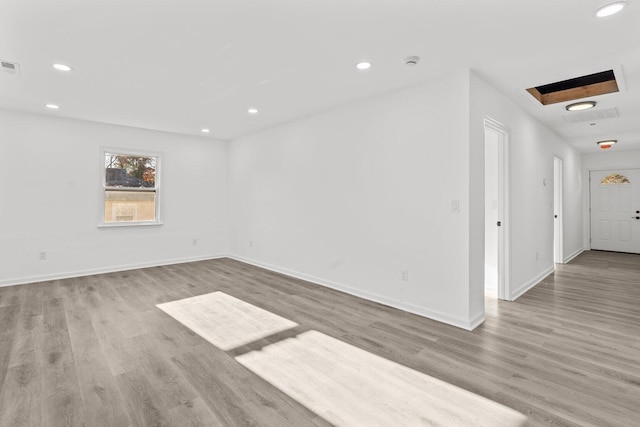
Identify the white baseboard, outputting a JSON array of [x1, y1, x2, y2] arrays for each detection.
[[510, 265, 554, 301], [563, 247, 585, 264], [0, 254, 227, 288], [3, 252, 486, 331], [468, 311, 486, 330], [228, 254, 481, 331]]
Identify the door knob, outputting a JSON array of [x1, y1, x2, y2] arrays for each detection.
[[633, 216, 640, 220]]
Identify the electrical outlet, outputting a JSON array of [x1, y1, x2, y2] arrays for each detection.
[[192, 239, 198, 246], [401, 270, 409, 281], [39, 251, 47, 260]]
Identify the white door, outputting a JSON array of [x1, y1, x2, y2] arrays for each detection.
[[554, 158, 563, 263], [484, 118, 509, 300], [590, 169, 640, 253], [485, 127, 499, 296]]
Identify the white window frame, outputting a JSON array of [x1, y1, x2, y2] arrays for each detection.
[[99, 147, 163, 228]]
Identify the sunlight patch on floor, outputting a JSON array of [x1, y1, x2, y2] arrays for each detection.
[[236, 330, 527, 427], [156, 291, 298, 351]]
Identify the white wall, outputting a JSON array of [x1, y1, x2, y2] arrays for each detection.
[[0, 109, 229, 286], [583, 150, 640, 170], [228, 71, 479, 329], [582, 149, 640, 248], [469, 73, 584, 311], [0, 70, 588, 331]]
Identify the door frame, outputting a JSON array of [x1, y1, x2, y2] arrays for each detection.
[[554, 157, 564, 264], [484, 117, 510, 300]]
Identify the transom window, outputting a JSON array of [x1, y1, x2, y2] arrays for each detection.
[[101, 150, 161, 226], [600, 174, 630, 185]]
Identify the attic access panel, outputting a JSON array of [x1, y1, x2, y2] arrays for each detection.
[[527, 70, 618, 105]]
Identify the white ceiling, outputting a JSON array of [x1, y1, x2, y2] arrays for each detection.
[[1, 0, 639, 153]]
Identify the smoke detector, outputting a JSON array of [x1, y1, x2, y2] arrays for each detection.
[[403, 56, 420, 67], [1, 60, 21, 75]]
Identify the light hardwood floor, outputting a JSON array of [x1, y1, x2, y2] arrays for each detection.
[[0, 250, 638, 426]]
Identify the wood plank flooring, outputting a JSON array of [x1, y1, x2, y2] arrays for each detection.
[[0, 250, 639, 426]]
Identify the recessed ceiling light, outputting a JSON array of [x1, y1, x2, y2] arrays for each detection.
[[52, 63, 72, 72], [45, 104, 60, 109], [566, 101, 596, 111], [247, 108, 259, 114], [597, 139, 617, 149], [595, 1, 627, 17], [201, 128, 210, 133], [356, 61, 372, 71]]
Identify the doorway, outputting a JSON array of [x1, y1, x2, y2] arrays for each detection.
[[554, 157, 563, 264], [484, 118, 509, 301]]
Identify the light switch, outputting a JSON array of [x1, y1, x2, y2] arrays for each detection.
[[451, 199, 460, 213]]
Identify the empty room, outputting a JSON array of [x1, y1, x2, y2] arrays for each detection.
[[1, 1, 639, 426]]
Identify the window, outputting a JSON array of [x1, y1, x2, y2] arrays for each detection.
[[101, 150, 160, 226], [600, 174, 630, 185]]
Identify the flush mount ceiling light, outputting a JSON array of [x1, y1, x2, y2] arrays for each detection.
[[597, 139, 617, 149], [247, 107, 259, 114], [595, 1, 628, 17], [52, 63, 72, 72], [45, 104, 60, 109], [201, 128, 210, 133], [566, 101, 596, 111], [356, 61, 372, 70]]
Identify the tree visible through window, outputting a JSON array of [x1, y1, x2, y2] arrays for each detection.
[[103, 152, 160, 224]]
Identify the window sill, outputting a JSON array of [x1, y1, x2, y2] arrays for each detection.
[[98, 221, 163, 229]]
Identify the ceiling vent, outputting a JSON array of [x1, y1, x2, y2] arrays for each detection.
[[527, 70, 618, 105], [1, 60, 20, 75], [562, 106, 619, 123]]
